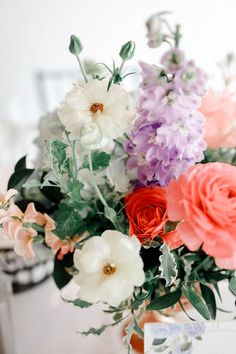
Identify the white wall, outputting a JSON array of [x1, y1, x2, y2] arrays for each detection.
[[1, 0, 236, 123]]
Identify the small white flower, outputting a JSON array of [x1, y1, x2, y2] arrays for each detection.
[[73, 230, 145, 306], [57, 79, 135, 151]]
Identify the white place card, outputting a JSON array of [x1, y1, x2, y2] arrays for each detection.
[[144, 321, 236, 354]]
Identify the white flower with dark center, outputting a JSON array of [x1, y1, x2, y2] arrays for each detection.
[[73, 230, 145, 306], [58, 79, 135, 150]]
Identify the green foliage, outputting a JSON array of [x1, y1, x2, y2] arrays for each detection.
[[53, 253, 74, 289], [67, 180, 84, 202], [8, 156, 34, 190], [159, 244, 178, 287], [72, 299, 92, 308], [200, 283, 216, 320], [123, 321, 134, 354], [49, 140, 71, 175], [14, 156, 27, 171], [53, 202, 85, 239], [83, 151, 111, 171], [146, 289, 182, 311], [80, 325, 108, 336], [182, 284, 211, 320]]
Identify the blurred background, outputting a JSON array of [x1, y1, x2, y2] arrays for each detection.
[[1, 0, 236, 353]]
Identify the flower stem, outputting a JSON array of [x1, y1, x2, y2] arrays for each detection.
[[174, 24, 181, 48], [76, 54, 88, 83], [119, 59, 126, 74], [87, 149, 109, 208]]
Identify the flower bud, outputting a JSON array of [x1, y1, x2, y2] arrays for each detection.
[[69, 35, 83, 55], [119, 41, 135, 61], [80, 123, 102, 146], [146, 13, 163, 48]]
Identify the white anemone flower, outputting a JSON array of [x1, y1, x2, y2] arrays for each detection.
[[73, 230, 145, 307], [57, 79, 135, 150]]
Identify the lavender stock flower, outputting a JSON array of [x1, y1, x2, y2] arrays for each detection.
[[125, 56, 208, 186]]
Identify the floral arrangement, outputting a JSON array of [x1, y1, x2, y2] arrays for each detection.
[[1, 12, 236, 353]]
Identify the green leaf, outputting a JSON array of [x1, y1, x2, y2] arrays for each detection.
[[14, 156, 27, 171], [8, 168, 34, 190], [53, 203, 83, 239], [72, 298, 92, 308], [229, 277, 236, 296], [90, 151, 111, 170], [123, 321, 134, 354], [164, 221, 179, 233], [159, 243, 178, 287], [112, 312, 123, 322], [200, 284, 216, 320], [133, 318, 144, 339], [67, 180, 84, 202], [49, 140, 71, 174], [80, 325, 108, 336], [182, 284, 211, 320], [146, 289, 182, 311], [53, 253, 73, 289]]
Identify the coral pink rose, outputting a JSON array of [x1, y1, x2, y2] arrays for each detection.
[[167, 162, 236, 269], [200, 89, 236, 148], [125, 186, 182, 249]]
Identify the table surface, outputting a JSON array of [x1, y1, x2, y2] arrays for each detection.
[[11, 278, 236, 354]]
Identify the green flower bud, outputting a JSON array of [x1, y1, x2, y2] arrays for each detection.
[[69, 35, 83, 55], [119, 41, 135, 61]]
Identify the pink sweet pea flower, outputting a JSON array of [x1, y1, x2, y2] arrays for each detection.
[[166, 162, 236, 269], [2, 202, 40, 258], [0, 189, 17, 222], [200, 89, 236, 148]]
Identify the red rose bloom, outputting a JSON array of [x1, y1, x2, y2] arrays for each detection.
[[124, 186, 182, 248]]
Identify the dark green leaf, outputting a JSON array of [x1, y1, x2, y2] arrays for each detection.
[[14, 156, 26, 171], [113, 312, 123, 322], [53, 253, 73, 289], [200, 284, 216, 320], [146, 289, 182, 311], [8, 168, 34, 190], [53, 203, 83, 239], [182, 284, 211, 320]]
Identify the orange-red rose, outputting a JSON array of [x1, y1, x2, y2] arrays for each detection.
[[124, 186, 182, 248]]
